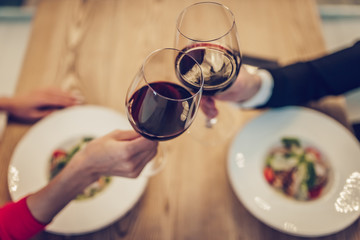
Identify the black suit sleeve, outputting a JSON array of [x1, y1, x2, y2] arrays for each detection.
[[260, 41, 360, 108]]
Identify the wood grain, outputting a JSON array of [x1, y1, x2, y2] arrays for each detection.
[[1, 0, 357, 240]]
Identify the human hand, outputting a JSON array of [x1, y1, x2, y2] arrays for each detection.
[[5, 88, 81, 122], [27, 130, 157, 224], [70, 130, 158, 179], [215, 65, 261, 102], [200, 66, 262, 118]]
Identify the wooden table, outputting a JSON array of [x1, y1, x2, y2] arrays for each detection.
[[0, 0, 356, 239]]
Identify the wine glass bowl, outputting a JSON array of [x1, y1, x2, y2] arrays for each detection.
[[125, 48, 203, 176], [175, 2, 242, 143], [175, 2, 241, 97], [126, 48, 204, 141]]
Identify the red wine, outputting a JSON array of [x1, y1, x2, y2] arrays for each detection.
[[176, 43, 241, 95], [127, 81, 195, 141]]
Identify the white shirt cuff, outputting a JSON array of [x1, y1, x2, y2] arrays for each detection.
[[237, 69, 274, 108]]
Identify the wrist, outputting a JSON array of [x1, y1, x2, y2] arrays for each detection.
[[26, 151, 98, 224], [238, 69, 274, 108], [238, 72, 262, 102], [64, 152, 100, 188]]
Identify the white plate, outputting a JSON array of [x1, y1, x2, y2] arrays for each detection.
[[228, 106, 360, 237], [8, 105, 148, 235]]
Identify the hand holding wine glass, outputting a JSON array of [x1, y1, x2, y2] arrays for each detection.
[[125, 48, 204, 175], [201, 65, 263, 117]]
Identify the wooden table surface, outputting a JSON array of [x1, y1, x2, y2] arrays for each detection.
[[1, 0, 358, 239]]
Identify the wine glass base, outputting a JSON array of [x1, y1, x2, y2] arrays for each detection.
[[188, 102, 240, 145]]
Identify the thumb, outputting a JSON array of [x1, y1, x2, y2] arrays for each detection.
[[200, 97, 218, 119], [108, 129, 141, 141]]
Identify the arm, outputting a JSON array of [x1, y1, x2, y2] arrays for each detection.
[[264, 41, 360, 107], [213, 40, 360, 108], [0, 130, 157, 239], [0, 197, 45, 240], [28, 130, 157, 223]]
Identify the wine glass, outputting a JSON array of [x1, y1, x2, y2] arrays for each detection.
[[125, 48, 204, 176], [175, 2, 242, 144]]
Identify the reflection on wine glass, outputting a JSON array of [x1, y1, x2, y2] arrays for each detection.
[[175, 2, 242, 144], [125, 48, 204, 176]]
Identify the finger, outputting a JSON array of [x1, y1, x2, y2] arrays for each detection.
[[54, 90, 84, 105], [27, 109, 55, 120], [126, 136, 157, 156], [114, 149, 157, 178], [214, 87, 239, 101], [38, 94, 78, 108], [200, 97, 218, 119], [122, 148, 156, 172], [108, 129, 141, 141], [214, 92, 232, 101], [129, 152, 156, 177], [36, 88, 81, 107]]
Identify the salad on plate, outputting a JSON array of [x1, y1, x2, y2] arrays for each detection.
[[263, 137, 330, 201]]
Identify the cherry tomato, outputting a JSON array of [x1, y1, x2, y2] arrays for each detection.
[[309, 185, 323, 199], [52, 149, 67, 158], [264, 167, 275, 183]]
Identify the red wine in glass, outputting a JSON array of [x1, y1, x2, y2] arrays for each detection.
[[176, 43, 241, 96], [127, 81, 195, 141]]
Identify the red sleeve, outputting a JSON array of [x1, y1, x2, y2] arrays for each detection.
[[0, 196, 47, 240]]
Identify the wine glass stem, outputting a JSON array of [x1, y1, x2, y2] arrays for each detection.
[[140, 144, 165, 177], [205, 117, 218, 128]]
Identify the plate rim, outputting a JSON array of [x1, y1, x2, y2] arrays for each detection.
[[227, 106, 360, 237]]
